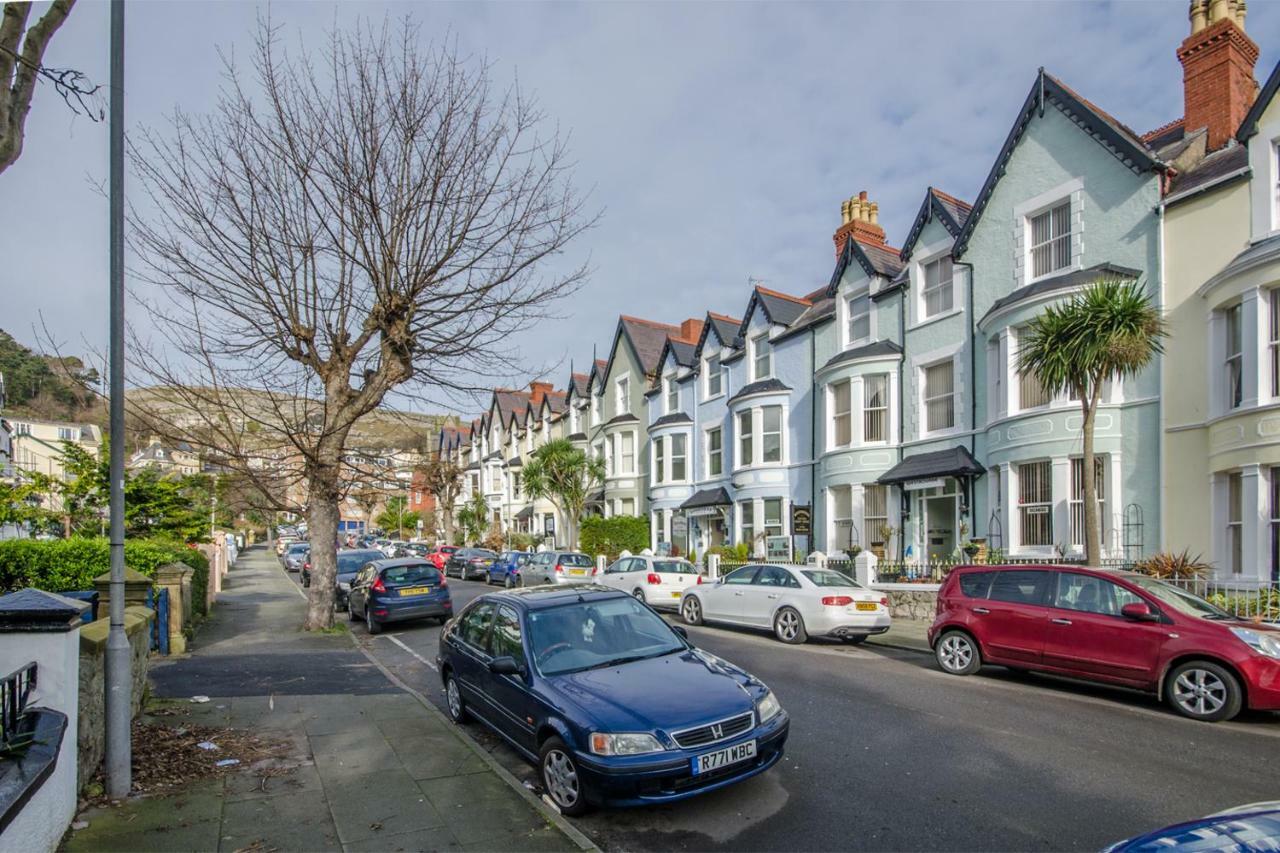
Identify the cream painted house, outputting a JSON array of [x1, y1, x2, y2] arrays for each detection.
[[7, 417, 103, 512], [1164, 57, 1280, 586]]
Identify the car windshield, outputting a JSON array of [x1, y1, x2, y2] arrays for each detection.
[[337, 551, 383, 574], [382, 564, 439, 585], [558, 553, 593, 567], [514, 554, 531, 565], [1123, 576, 1232, 619], [653, 560, 694, 574], [802, 569, 860, 588], [527, 596, 686, 676]]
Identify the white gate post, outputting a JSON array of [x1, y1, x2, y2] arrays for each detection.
[[707, 553, 721, 580], [855, 550, 879, 586]]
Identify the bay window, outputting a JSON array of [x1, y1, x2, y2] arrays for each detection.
[[830, 486, 853, 550], [707, 427, 723, 477], [671, 434, 687, 481], [865, 485, 888, 548], [924, 360, 956, 432], [1069, 456, 1106, 548], [864, 374, 888, 442], [737, 411, 752, 466], [1018, 329, 1051, 410], [1226, 303, 1243, 410], [1029, 201, 1071, 279], [1270, 292, 1280, 398], [740, 500, 756, 548], [831, 381, 852, 448], [654, 438, 665, 483], [763, 498, 784, 538], [922, 256, 954, 318], [1018, 460, 1052, 547], [761, 406, 782, 463], [1228, 472, 1243, 575], [620, 432, 635, 474]]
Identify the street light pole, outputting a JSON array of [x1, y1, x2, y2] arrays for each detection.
[[104, 0, 131, 800]]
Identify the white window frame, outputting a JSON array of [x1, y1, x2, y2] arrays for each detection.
[[737, 410, 753, 469], [739, 499, 755, 549], [752, 332, 772, 381], [1016, 327, 1051, 411], [760, 406, 783, 464], [830, 380, 852, 450], [1226, 302, 1244, 411], [864, 484, 889, 548], [863, 374, 888, 444], [1028, 200, 1073, 281], [706, 425, 723, 478], [654, 436, 665, 484], [615, 374, 630, 413], [1069, 456, 1106, 550], [921, 256, 954, 319], [1017, 460, 1053, 549], [1227, 471, 1243, 575], [619, 431, 635, 475], [704, 353, 723, 399], [665, 375, 679, 414], [844, 291, 871, 347], [922, 359, 956, 434], [763, 498, 784, 538], [829, 485, 853, 551], [670, 433, 688, 482], [1269, 291, 1279, 399]]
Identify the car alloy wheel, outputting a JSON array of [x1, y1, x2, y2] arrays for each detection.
[[539, 737, 587, 816], [936, 630, 980, 675], [347, 598, 358, 622], [505, 574, 515, 589], [444, 674, 468, 723], [682, 596, 702, 626], [366, 608, 382, 635], [1168, 661, 1242, 722], [773, 607, 807, 644], [632, 588, 646, 602]]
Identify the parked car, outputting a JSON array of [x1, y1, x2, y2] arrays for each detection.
[[282, 542, 310, 573], [428, 545, 460, 570], [521, 551, 597, 586], [447, 548, 499, 581], [275, 536, 298, 557], [332, 548, 389, 608], [599, 555, 703, 609], [348, 558, 452, 634], [928, 565, 1280, 722], [680, 563, 890, 645], [1103, 801, 1280, 851], [487, 551, 534, 587], [436, 586, 789, 814], [401, 542, 431, 559]]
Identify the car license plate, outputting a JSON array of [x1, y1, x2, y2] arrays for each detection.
[[569, 569, 587, 576], [399, 586, 432, 596], [856, 601, 877, 611], [692, 740, 756, 775], [671, 591, 682, 598]]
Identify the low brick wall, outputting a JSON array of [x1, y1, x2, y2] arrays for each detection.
[[77, 606, 154, 792], [873, 583, 940, 621]]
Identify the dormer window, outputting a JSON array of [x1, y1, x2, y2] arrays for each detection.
[[704, 354, 723, 399], [665, 376, 679, 413], [1029, 201, 1071, 279], [922, 256, 954, 318], [846, 293, 871, 345], [615, 375, 629, 412], [752, 333, 772, 381]]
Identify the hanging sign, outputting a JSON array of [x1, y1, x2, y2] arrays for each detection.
[[790, 505, 812, 536]]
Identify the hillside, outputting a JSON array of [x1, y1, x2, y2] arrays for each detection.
[[0, 329, 103, 424]]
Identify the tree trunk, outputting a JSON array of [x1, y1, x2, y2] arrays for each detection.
[[442, 506, 454, 544], [304, 455, 343, 630], [1081, 387, 1102, 567]]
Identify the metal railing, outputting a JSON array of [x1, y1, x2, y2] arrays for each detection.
[[1160, 577, 1280, 621], [0, 662, 37, 754]]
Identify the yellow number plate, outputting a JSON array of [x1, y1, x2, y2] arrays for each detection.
[[399, 586, 432, 597], [856, 601, 878, 611], [569, 569, 587, 576], [671, 591, 682, 598]]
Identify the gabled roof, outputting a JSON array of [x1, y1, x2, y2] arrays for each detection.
[[900, 188, 973, 262], [692, 311, 743, 358], [954, 70, 1165, 258], [600, 317, 684, 384], [824, 233, 904, 298], [1166, 143, 1249, 201], [655, 337, 699, 375], [739, 286, 811, 338], [1238, 59, 1280, 143], [490, 389, 531, 430], [774, 295, 836, 344], [567, 371, 590, 398]]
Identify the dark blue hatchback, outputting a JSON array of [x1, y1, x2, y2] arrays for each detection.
[[487, 551, 533, 587], [348, 558, 452, 635], [436, 586, 788, 814]]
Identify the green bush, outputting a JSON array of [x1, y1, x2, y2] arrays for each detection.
[[0, 537, 210, 616], [579, 515, 650, 561]]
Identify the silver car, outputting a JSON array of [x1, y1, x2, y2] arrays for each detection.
[[680, 563, 890, 645], [282, 542, 310, 572], [521, 551, 597, 585]]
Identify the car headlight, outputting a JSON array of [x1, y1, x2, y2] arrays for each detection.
[[756, 690, 782, 723], [588, 732, 664, 756], [1230, 627, 1280, 659]]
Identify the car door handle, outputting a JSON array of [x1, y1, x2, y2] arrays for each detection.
[[734, 591, 744, 596], [1050, 618, 1072, 625], [767, 594, 779, 599], [972, 607, 989, 614]]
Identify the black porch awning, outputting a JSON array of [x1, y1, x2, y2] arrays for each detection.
[[877, 446, 985, 485], [680, 487, 732, 510], [515, 505, 534, 520]]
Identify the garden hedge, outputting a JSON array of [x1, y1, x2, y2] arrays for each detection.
[[580, 515, 650, 561], [0, 537, 210, 616]]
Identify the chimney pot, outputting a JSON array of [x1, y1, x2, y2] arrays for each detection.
[[869, 202, 880, 226], [858, 190, 868, 202]]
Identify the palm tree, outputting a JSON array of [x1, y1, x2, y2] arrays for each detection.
[[1018, 279, 1166, 566], [522, 439, 605, 549], [455, 493, 490, 546]]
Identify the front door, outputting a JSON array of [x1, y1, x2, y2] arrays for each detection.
[[1042, 572, 1165, 686], [924, 495, 957, 561]]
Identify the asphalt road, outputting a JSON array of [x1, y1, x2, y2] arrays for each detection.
[[288, 567, 1280, 852]]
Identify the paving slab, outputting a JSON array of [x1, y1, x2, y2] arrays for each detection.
[[326, 767, 447, 844], [219, 787, 341, 852]]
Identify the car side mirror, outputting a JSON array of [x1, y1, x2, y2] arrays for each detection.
[[488, 656, 526, 677], [671, 625, 691, 643], [1121, 602, 1158, 622]]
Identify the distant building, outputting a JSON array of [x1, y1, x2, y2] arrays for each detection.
[[8, 418, 102, 512], [127, 436, 201, 477]]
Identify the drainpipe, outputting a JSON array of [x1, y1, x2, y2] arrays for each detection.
[[897, 285, 907, 561], [809, 327, 818, 553], [956, 259, 978, 532]]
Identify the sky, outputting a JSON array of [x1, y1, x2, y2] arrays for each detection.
[[2, 0, 1277, 418]]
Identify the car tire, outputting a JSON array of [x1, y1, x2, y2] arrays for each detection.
[[443, 672, 469, 724], [681, 596, 703, 626], [366, 609, 382, 635], [302, 575, 311, 589], [505, 574, 515, 589], [539, 736, 590, 817], [773, 607, 808, 644], [632, 588, 646, 603], [1166, 660, 1243, 722], [347, 599, 359, 622], [935, 630, 981, 676], [840, 635, 868, 645]]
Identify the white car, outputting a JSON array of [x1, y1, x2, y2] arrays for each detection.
[[597, 555, 704, 608], [680, 563, 890, 645]]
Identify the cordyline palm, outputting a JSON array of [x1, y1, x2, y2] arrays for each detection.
[[522, 439, 605, 549], [1018, 279, 1166, 566]]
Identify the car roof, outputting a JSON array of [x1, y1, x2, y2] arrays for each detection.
[[371, 557, 437, 570], [480, 584, 625, 610], [954, 564, 1145, 580]]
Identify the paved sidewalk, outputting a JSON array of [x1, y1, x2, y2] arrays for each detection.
[[65, 545, 591, 853], [865, 618, 932, 654]]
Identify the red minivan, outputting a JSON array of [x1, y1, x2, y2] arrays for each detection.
[[428, 545, 459, 571], [929, 565, 1280, 722]]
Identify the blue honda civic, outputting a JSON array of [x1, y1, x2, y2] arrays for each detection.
[[487, 550, 533, 587], [436, 586, 788, 814]]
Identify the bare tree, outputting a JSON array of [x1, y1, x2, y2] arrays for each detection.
[[1, 0, 101, 176], [128, 17, 593, 629], [418, 454, 463, 543]]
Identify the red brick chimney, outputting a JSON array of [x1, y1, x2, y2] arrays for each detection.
[[832, 190, 886, 259], [678, 318, 704, 343], [529, 381, 554, 405], [1178, 0, 1258, 151]]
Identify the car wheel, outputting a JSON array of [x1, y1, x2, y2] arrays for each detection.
[[632, 588, 646, 602], [443, 672, 469, 724], [518, 572, 527, 588], [347, 599, 358, 622], [681, 596, 703, 626], [302, 575, 311, 589], [540, 737, 589, 817], [935, 630, 981, 676], [366, 609, 382, 635], [773, 607, 808, 644], [505, 574, 515, 589], [1167, 660, 1242, 722], [840, 635, 867, 645]]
